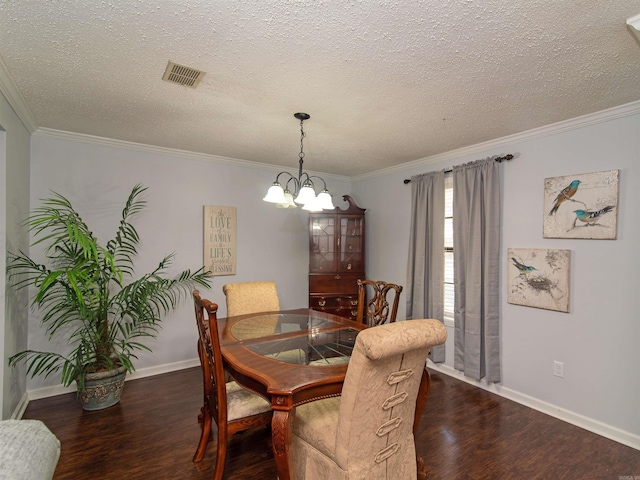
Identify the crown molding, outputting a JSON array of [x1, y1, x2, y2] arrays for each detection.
[[353, 100, 640, 182], [33, 127, 351, 183], [3, 35, 639, 184], [0, 56, 39, 133]]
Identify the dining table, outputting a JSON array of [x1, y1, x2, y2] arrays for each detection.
[[217, 308, 369, 480]]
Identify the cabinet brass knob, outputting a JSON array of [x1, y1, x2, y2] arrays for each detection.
[[351, 299, 358, 305], [318, 299, 326, 307], [335, 274, 341, 280]]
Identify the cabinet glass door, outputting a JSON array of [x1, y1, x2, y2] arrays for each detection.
[[310, 217, 336, 272], [340, 216, 364, 272]]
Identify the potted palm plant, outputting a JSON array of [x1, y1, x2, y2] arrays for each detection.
[[8, 184, 211, 410]]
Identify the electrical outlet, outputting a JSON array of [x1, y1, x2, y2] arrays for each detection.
[[553, 361, 564, 378]]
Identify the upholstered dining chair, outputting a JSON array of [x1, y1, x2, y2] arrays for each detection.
[[222, 281, 280, 317], [191, 291, 272, 480], [292, 319, 447, 480], [356, 279, 403, 326], [222, 280, 305, 363]]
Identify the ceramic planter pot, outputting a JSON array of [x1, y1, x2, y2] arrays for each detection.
[[79, 365, 127, 411]]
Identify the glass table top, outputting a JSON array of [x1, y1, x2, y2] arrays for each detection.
[[230, 313, 339, 340], [229, 313, 359, 366]]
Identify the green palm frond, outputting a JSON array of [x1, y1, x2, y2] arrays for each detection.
[[8, 184, 212, 392]]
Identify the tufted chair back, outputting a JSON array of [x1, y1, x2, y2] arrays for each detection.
[[292, 319, 447, 479]]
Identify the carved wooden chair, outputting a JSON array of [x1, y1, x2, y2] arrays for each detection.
[[192, 291, 272, 480], [291, 319, 448, 479], [222, 281, 280, 317], [356, 279, 403, 326]]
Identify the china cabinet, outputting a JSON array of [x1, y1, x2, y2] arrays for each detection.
[[309, 195, 365, 320]]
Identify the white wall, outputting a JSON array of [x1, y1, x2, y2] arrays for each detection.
[[352, 102, 640, 448], [26, 132, 351, 393], [15, 101, 640, 449], [0, 88, 31, 419]]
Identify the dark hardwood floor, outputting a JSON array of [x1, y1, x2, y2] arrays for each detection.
[[23, 367, 640, 479]]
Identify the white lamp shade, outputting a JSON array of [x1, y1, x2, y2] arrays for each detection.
[[263, 183, 287, 204], [276, 190, 297, 208], [284, 190, 297, 207], [302, 195, 323, 212], [295, 184, 316, 205], [628, 14, 640, 41], [317, 190, 335, 210]]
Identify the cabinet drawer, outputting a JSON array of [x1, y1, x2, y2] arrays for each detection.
[[310, 295, 358, 309], [310, 295, 359, 320], [309, 274, 361, 294]]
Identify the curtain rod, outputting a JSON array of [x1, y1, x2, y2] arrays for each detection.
[[402, 154, 514, 184]]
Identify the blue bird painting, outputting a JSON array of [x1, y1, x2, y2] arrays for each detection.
[[549, 180, 581, 215], [511, 258, 537, 275], [573, 206, 615, 226]]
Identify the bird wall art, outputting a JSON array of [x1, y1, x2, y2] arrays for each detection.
[[511, 257, 537, 275], [543, 170, 619, 239], [572, 206, 616, 227], [508, 248, 571, 313], [548, 179, 581, 216]]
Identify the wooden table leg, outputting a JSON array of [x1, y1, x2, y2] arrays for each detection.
[[413, 368, 431, 436], [272, 409, 295, 480]]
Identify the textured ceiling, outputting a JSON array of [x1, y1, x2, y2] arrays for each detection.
[[1, 1, 639, 177]]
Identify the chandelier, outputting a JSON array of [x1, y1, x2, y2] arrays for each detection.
[[263, 113, 335, 211]]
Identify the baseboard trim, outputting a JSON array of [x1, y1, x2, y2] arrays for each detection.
[[10, 392, 30, 420], [25, 358, 200, 402], [427, 363, 640, 451]]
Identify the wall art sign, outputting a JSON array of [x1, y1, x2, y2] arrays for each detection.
[[508, 248, 570, 313], [543, 169, 619, 239], [204, 206, 236, 275]]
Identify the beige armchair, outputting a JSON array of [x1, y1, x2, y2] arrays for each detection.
[[222, 281, 280, 317], [292, 319, 447, 480]]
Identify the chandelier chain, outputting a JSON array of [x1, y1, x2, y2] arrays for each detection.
[[299, 118, 306, 163]]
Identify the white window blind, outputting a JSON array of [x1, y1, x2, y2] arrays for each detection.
[[444, 173, 454, 326]]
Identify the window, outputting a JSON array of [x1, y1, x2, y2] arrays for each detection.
[[444, 173, 454, 327]]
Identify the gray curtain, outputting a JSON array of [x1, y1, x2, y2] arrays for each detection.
[[406, 171, 446, 363], [452, 158, 501, 382]]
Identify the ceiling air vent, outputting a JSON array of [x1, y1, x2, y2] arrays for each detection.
[[162, 61, 206, 88]]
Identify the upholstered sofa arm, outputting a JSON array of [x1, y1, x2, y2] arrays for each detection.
[[0, 420, 60, 480], [356, 319, 447, 360]]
